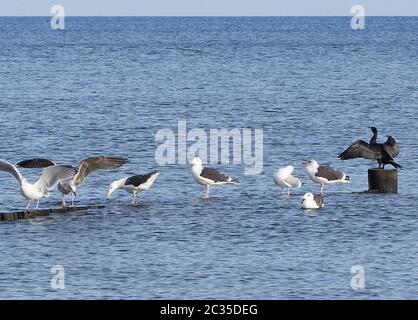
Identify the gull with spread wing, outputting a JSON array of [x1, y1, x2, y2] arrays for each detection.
[[17, 156, 128, 206], [0, 159, 77, 209]]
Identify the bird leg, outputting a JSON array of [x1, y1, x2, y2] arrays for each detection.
[[132, 192, 140, 204], [26, 201, 31, 210], [287, 188, 290, 196], [320, 184, 324, 195], [36, 200, 40, 210], [135, 193, 140, 204], [61, 195, 67, 208], [202, 185, 209, 199], [71, 194, 75, 207]]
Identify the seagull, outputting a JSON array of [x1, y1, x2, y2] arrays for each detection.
[[301, 192, 324, 209], [0, 159, 77, 209], [273, 165, 302, 195], [17, 156, 128, 206], [304, 159, 349, 195], [190, 157, 239, 199], [339, 127, 401, 169], [108, 171, 160, 204]]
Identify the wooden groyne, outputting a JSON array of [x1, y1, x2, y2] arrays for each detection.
[[0, 204, 106, 221]]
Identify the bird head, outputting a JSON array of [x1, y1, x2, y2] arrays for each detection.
[[190, 157, 202, 167], [304, 159, 318, 168], [286, 165, 294, 171], [108, 180, 121, 199], [301, 192, 314, 203]]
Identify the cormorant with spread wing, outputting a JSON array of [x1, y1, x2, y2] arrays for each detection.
[[339, 127, 401, 169]]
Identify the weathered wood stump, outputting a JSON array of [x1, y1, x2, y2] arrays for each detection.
[[368, 169, 398, 193]]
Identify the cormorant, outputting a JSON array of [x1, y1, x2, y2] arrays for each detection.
[[339, 127, 401, 169]]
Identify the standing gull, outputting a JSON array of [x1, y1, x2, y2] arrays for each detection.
[[300, 192, 324, 209], [0, 159, 77, 209], [108, 171, 160, 204], [305, 159, 349, 195], [190, 158, 239, 199], [17, 156, 128, 206], [339, 127, 401, 169], [273, 165, 302, 195]]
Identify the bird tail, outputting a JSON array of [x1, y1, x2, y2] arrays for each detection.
[[231, 178, 240, 183], [390, 161, 402, 170], [345, 175, 350, 181]]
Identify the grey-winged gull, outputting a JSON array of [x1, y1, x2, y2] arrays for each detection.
[[0, 159, 76, 209], [273, 165, 302, 195], [339, 127, 401, 169], [108, 171, 160, 204], [300, 192, 324, 209], [17, 156, 128, 206], [304, 159, 349, 195], [190, 157, 239, 199]]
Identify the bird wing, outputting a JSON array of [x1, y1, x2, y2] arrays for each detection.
[[316, 166, 345, 181], [0, 159, 24, 186], [384, 137, 400, 158], [285, 175, 302, 188], [16, 158, 56, 168], [201, 167, 237, 183], [73, 156, 128, 186], [313, 194, 324, 208], [34, 165, 77, 192], [125, 173, 154, 187], [339, 140, 379, 160]]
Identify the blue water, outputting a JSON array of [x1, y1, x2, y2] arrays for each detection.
[[0, 17, 417, 299]]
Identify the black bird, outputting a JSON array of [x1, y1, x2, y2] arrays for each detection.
[[339, 127, 401, 169]]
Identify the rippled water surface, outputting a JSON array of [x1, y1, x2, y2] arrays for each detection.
[[0, 17, 417, 299]]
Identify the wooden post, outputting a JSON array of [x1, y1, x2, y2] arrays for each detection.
[[1, 204, 106, 222], [368, 169, 398, 193]]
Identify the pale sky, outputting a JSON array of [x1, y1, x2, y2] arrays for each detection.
[[1, 0, 417, 16]]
